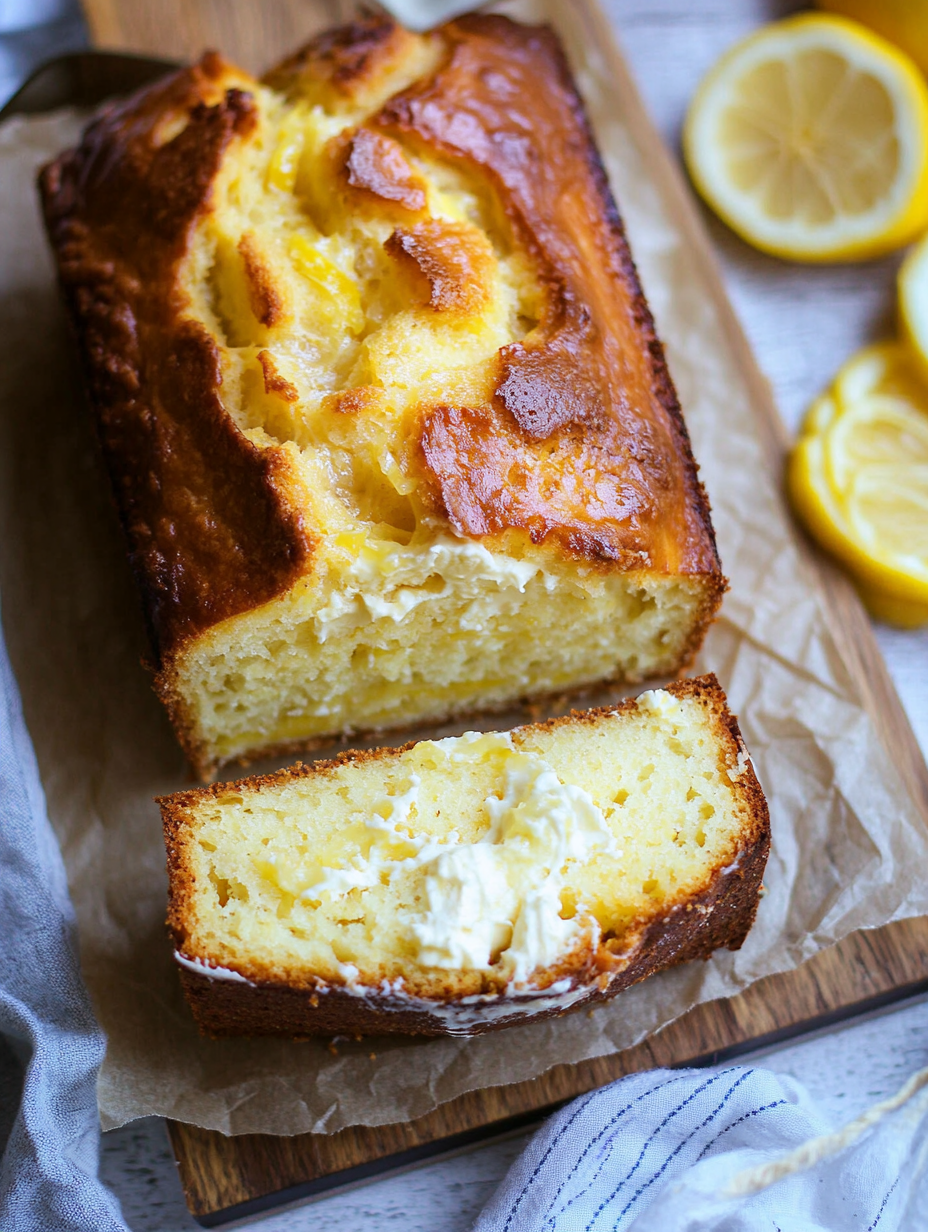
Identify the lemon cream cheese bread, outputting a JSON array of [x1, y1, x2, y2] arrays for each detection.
[[40, 14, 725, 778], [159, 676, 769, 1038]]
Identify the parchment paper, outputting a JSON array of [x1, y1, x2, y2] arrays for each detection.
[[2, 0, 928, 1136]]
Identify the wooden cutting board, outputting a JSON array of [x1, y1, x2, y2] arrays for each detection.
[[73, 0, 928, 1223]]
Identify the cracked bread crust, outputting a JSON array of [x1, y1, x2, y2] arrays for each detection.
[[385, 16, 720, 571], [39, 57, 316, 658], [160, 675, 770, 1038]]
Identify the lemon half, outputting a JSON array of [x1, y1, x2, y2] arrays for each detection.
[[788, 344, 928, 626], [685, 14, 928, 262]]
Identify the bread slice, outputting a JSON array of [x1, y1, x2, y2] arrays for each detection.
[[160, 675, 769, 1038], [40, 14, 725, 778]]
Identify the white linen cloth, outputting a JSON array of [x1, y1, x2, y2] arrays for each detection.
[[475, 1063, 928, 1231], [378, 0, 478, 29]]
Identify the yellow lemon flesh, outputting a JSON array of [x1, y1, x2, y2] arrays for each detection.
[[788, 343, 928, 626], [817, 1, 928, 76], [684, 14, 928, 262]]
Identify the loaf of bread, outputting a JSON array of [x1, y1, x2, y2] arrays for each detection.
[[40, 14, 725, 777], [160, 675, 768, 1038]]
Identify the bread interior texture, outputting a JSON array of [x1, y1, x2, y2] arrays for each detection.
[[183, 562, 709, 765], [166, 28, 718, 772], [171, 688, 755, 999]]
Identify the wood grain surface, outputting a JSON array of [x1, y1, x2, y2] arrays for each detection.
[[80, 0, 357, 72], [76, 0, 928, 1223]]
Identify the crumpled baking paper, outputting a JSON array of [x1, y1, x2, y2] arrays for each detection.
[[1, 0, 926, 1136]]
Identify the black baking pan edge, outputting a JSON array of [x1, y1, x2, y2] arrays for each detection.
[[0, 50, 177, 121]]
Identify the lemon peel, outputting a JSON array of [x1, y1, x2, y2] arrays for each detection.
[[787, 344, 928, 627], [817, 1, 928, 76], [685, 14, 928, 262]]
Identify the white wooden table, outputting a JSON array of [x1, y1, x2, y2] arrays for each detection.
[[6, 0, 928, 1226]]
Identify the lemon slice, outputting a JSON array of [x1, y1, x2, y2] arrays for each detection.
[[825, 343, 928, 488], [787, 345, 928, 626], [830, 339, 920, 405], [845, 465, 928, 561], [825, 396, 928, 490], [684, 14, 928, 262], [788, 394, 854, 561]]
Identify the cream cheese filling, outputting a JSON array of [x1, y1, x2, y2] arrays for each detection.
[[254, 728, 623, 987], [313, 532, 555, 641], [174, 951, 255, 984]]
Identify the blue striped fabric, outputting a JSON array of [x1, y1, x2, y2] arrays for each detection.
[[475, 1063, 928, 1230]]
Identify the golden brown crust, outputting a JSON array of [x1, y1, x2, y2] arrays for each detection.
[[385, 218, 495, 314], [160, 674, 771, 1036], [262, 15, 421, 105], [337, 126, 428, 213], [371, 15, 721, 573], [257, 350, 299, 403], [238, 232, 286, 327], [323, 385, 384, 416], [38, 57, 315, 662]]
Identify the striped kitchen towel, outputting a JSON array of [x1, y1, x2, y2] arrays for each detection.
[[475, 1061, 928, 1230]]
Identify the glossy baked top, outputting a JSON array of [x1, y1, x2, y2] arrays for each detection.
[[40, 14, 721, 660]]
